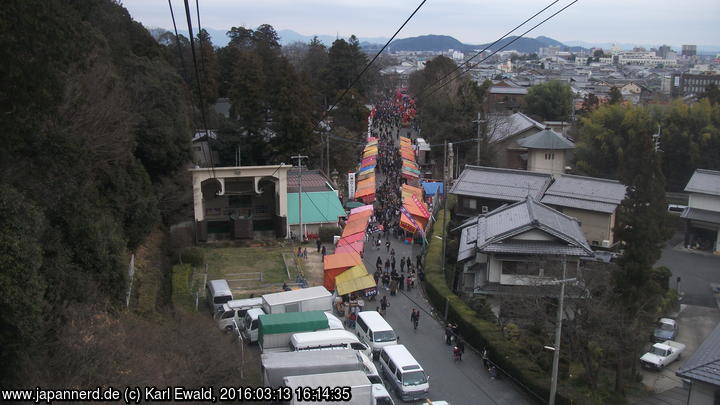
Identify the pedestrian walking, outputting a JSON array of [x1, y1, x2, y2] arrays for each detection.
[[302, 248, 308, 259], [321, 245, 326, 258], [482, 348, 489, 368], [400, 257, 405, 272], [316, 239, 321, 252], [385, 240, 391, 253], [380, 295, 388, 312], [457, 339, 465, 355]]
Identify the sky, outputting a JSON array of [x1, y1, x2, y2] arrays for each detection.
[[122, 0, 720, 48]]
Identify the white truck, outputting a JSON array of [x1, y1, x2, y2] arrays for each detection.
[[284, 371, 372, 405], [640, 340, 686, 370], [262, 349, 380, 388], [259, 310, 343, 352], [262, 286, 333, 314]]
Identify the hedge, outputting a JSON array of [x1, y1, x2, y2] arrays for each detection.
[[423, 209, 572, 405]]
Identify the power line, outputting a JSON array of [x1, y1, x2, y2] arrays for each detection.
[[182, 0, 217, 179], [167, 0, 215, 178], [420, 0, 560, 98], [313, 0, 428, 146], [427, 0, 579, 97]]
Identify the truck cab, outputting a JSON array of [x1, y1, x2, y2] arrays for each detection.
[[242, 308, 265, 342], [215, 298, 263, 331]]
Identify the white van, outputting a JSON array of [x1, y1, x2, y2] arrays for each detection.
[[356, 311, 398, 360], [372, 384, 395, 405], [379, 345, 429, 402], [206, 279, 233, 313], [215, 297, 263, 330], [290, 329, 373, 359], [242, 307, 265, 342]]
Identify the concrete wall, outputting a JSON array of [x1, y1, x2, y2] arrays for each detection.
[[688, 380, 716, 405], [689, 193, 720, 212], [562, 207, 614, 246], [527, 149, 566, 176]]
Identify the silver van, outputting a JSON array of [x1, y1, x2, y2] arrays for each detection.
[[206, 279, 233, 313], [355, 311, 398, 360], [379, 345, 429, 402], [215, 297, 263, 330]]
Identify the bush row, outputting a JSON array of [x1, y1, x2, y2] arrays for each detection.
[[423, 209, 571, 405]]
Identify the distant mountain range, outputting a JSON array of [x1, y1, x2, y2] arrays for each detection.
[[386, 34, 586, 54], [148, 26, 719, 55]]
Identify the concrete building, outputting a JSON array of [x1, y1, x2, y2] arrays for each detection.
[[681, 169, 720, 253], [456, 196, 592, 295], [682, 45, 697, 57], [541, 174, 626, 247], [676, 321, 720, 404], [516, 128, 575, 176], [190, 165, 292, 241], [450, 165, 552, 217], [671, 73, 720, 96]]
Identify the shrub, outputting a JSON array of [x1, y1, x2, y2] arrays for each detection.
[[319, 225, 342, 243], [179, 247, 205, 267]]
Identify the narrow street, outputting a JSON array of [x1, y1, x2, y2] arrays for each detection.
[[358, 115, 533, 404]]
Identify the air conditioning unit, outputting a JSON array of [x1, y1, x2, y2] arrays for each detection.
[[481, 206, 489, 214], [601, 240, 611, 248]]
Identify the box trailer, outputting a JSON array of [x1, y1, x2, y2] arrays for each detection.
[[262, 349, 367, 387], [259, 311, 330, 353], [284, 370, 372, 405], [262, 286, 332, 314]]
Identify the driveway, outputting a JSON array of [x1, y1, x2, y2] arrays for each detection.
[[656, 233, 720, 308], [639, 304, 720, 393]]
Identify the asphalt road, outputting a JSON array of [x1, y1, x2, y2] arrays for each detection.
[[357, 124, 533, 404], [656, 233, 720, 308]]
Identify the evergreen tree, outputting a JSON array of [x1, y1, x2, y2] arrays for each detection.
[[609, 86, 623, 104], [523, 80, 574, 121]]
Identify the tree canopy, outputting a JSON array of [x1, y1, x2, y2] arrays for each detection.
[[523, 80, 574, 121]]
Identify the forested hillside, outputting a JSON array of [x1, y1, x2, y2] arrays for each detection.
[[0, 0, 239, 386]]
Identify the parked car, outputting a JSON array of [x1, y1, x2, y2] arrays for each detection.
[[653, 318, 678, 342], [640, 340, 686, 370]]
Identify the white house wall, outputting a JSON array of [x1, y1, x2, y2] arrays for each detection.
[[511, 229, 555, 241], [562, 207, 614, 246], [689, 193, 720, 212]]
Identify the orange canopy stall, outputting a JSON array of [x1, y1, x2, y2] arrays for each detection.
[[342, 216, 369, 238], [402, 184, 424, 200], [323, 252, 363, 291]]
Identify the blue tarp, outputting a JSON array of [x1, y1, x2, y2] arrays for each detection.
[[422, 181, 444, 196], [358, 165, 376, 173]]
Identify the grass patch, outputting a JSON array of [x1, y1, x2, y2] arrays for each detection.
[[172, 264, 194, 311], [201, 246, 301, 298]]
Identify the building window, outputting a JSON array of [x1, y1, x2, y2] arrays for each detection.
[[545, 153, 555, 160], [463, 198, 477, 210], [502, 260, 540, 276]]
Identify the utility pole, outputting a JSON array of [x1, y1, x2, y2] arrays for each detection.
[[326, 134, 330, 176], [549, 256, 574, 405], [291, 154, 308, 242], [441, 140, 448, 276], [473, 112, 487, 165]]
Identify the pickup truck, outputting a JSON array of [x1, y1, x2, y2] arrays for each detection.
[[653, 318, 678, 342], [640, 340, 686, 370]]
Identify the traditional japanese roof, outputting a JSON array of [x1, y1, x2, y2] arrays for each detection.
[[450, 165, 552, 202], [458, 197, 592, 259], [490, 112, 545, 143], [684, 169, 720, 196], [287, 169, 333, 193], [517, 128, 575, 150], [677, 322, 720, 387], [541, 174, 626, 214], [490, 86, 528, 95], [680, 207, 720, 224]]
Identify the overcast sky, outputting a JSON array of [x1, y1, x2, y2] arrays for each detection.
[[122, 0, 719, 48]]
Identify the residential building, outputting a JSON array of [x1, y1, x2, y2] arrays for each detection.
[[456, 196, 593, 295], [287, 191, 346, 238], [516, 128, 575, 176], [488, 112, 545, 169], [681, 169, 720, 253], [541, 174, 626, 247], [191, 130, 219, 167], [671, 73, 720, 96], [449, 165, 552, 217], [676, 321, 720, 405]]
